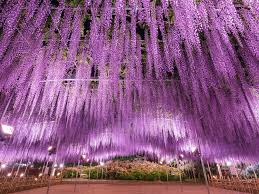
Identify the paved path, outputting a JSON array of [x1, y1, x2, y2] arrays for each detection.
[[13, 182, 246, 194]]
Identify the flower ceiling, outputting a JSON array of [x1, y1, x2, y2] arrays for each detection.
[[0, 0, 258, 163]]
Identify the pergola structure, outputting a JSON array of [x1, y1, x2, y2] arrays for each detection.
[[0, 0, 258, 168]]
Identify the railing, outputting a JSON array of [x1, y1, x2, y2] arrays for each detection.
[[0, 176, 62, 194], [209, 178, 259, 193]]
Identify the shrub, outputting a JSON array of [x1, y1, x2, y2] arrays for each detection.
[[65, 160, 182, 182]]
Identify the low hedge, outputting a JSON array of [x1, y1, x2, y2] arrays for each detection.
[[63, 160, 185, 181], [63, 168, 183, 181]]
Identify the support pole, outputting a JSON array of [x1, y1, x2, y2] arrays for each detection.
[[217, 164, 223, 179], [101, 167, 104, 180], [207, 161, 212, 179], [176, 158, 183, 192], [44, 160, 50, 175], [166, 168, 169, 182], [46, 155, 51, 194], [88, 162, 92, 180], [198, 141, 210, 194], [192, 165, 196, 183], [41, 161, 47, 175], [24, 162, 30, 176], [15, 159, 23, 177], [46, 175, 51, 194], [105, 165, 108, 180], [74, 160, 80, 192]]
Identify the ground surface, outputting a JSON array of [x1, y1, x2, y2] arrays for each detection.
[[13, 182, 246, 194]]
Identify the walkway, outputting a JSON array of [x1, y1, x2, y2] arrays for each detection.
[[13, 181, 247, 194]]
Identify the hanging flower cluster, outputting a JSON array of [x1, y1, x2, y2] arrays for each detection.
[[0, 0, 258, 163]]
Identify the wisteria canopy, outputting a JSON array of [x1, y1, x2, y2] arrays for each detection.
[[0, 0, 258, 164]]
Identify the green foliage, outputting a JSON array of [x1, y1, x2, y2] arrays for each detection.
[[64, 160, 185, 182], [81, 167, 182, 181], [63, 169, 77, 178], [112, 155, 137, 161]]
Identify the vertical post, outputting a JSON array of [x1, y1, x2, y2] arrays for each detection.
[[198, 141, 210, 194], [46, 174, 51, 194], [166, 168, 169, 182], [74, 159, 80, 192], [101, 167, 104, 180], [217, 164, 222, 179], [15, 159, 23, 177], [187, 169, 190, 180], [46, 155, 51, 194], [192, 164, 196, 183], [88, 162, 92, 180], [41, 161, 47, 175], [207, 161, 212, 179], [44, 160, 50, 175], [24, 162, 30, 176], [105, 165, 108, 180], [253, 169, 257, 179], [176, 158, 183, 192]]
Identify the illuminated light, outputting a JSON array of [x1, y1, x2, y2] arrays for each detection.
[[53, 164, 58, 168], [34, 178, 38, 181], [81, 154, 86, 159], [159, 159, 164, 164], [86, 159, 90, 162], [48, 146, 53, 151], [1, 124, 14, 135], [39, 173, 43, 177], [226, 161, 232, 166], [57, 172, 61, 176], [20, 173, 24, 177], [1, 164, 6, 169], [30, 165, 34, 168], [7, 173, 12, 177], [191, 147, 197, 153], [100, 161, 104, 166], [59, 163, 64, 168], [180, 154, 184, 158]]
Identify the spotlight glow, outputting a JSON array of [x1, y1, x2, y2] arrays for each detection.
[[59, 163, 64, 168], [191, 147, 197, 153], [100, 161, 104, 166], [226, 161, 232, 166], [7, 173, 12, 177], [47, 146, 53, 151], [1, 164, 6, 169], [1, 124, 14, 135], [20, 173, 24, 177]]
